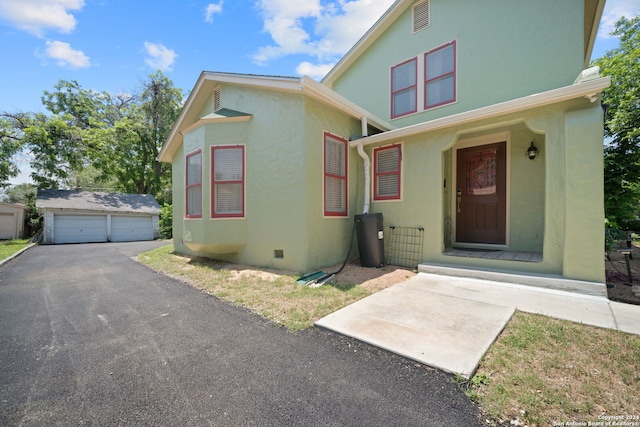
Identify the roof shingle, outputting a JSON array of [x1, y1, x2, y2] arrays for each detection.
[[36, 190, 161, 214]]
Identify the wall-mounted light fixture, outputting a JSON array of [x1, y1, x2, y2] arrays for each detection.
[[526, 141, 539, 160]]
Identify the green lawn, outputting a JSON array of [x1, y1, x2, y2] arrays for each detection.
[[137, 244, 370, 331], [0, 239, 31, 261]]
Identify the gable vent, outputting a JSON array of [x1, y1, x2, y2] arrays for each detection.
[[412, 0, 430, 33], [213, 87, 221, 112]]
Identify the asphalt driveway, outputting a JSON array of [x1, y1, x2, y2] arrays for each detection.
[[0, 242, 485, 426]]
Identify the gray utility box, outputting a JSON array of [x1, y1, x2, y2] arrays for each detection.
[[355, 213, 385, 267]]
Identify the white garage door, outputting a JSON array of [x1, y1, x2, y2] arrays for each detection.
[[54, 215, 108, 244], [111, 215, 154, 242]]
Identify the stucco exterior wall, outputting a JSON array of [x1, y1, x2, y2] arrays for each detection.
[[360, 98, 604, 283], [303, 97, 363, 270], [331, 0, 585, 128], [172, 85, 363, 272]]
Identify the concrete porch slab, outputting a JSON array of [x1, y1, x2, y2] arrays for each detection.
[[609, 300, 640, 335], [315, 277, 514, 378], [414, 273, 618, 330], [316, 272, 640, 378]]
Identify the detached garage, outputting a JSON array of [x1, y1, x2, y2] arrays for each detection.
[[37, 190, 161, 244], [0, 203, 27, 240]]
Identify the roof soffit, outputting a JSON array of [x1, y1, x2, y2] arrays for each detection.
[[584, 0, 607, 66]]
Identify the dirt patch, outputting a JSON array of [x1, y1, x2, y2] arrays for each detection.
[[201, 258, 417, 291], [605, 242, 640, 305], [326, 259, 417, 293]]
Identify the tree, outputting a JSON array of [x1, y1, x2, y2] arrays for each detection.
[[0, 114, 27, 187], [158, 203, 173, 239], [594, 15, 640, 227], [6, 72, 182, 204], [0, 183, 40, 238], [22, 112, 87, 188], [89, 72, 181, 204], [0, 183, 35, 204]]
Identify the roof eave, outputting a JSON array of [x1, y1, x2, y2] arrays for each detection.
[[350, 76, 611, 148], [158, 72, 208, 163], [584, 0, 607, 67], [301, 77, 393, 132]]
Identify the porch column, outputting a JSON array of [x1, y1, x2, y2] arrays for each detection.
[[562, 104, 605, 283]]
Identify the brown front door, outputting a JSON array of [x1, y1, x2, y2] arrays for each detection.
[[456, 142, 506, 244]]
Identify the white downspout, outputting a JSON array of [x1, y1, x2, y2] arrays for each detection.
[[357, 116, 370, 214]]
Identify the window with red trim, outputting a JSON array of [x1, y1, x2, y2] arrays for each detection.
[[373, 144, 402, 200], [425, 41, 456, 109], [186, 150, 202, 218], [324, 132, 348, 216], [211, 145, 245, 218], [390, 57, 417, 119]]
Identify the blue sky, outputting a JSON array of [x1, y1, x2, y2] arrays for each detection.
[[0, 0, 399, 113], [0, 0, 638, 183], [0, 0, 638, 113]]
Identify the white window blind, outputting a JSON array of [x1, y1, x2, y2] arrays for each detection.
[[212, 146, 244, 217], [186, 151, 202, 217], [374, 145, 401, 200], [324, 134, 347, 215]]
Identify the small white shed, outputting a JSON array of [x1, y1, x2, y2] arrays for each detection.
[[36, 190, 161, 244], [0, 203, 27, 240]]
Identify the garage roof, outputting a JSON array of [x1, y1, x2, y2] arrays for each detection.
[[36, 190, 161, 214]]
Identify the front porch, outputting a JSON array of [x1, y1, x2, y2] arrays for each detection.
[[418, 256, 607, 297], [443, 247, 543, 263]]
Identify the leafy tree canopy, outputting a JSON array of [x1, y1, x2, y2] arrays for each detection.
[[0, 183, 35, 204], [594, 15, 640, 227], [0, 114, 28, 188], [0, 71, 182, 205]]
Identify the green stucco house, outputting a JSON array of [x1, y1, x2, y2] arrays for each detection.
[[159, 0, 610, 293]]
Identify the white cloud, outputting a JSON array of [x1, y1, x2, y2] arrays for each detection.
[[44, 40, 90, 68], [204, 1, 223, 23], [314, 0, 396, 57], [252, 0, 395, 74], [252, 0, 322, 63], [296, 61, 335, 80], [598, 0, 639, 39], [143, 42, 177, 71], [0, 0, 84, 37]]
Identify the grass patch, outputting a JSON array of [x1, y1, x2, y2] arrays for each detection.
[[137, 244, 370, 331], [466, 311, 640, 426], [0, 239, 31, 261]]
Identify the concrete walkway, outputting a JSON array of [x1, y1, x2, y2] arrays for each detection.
[[316, 272, 640, 378]]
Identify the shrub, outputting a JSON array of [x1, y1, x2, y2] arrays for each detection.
[[159, 203, 173, 239]]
